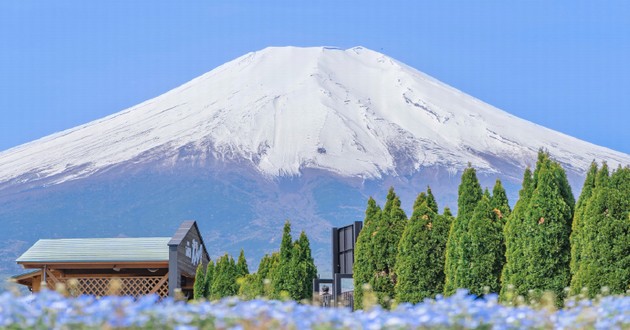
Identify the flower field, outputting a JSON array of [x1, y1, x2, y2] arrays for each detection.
[[0, 290, 628, 329]]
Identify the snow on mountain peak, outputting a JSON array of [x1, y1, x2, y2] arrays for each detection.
[[0, 46, 628, 186]]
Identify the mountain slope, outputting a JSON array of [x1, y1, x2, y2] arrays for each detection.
[[1, 46, 628, 192]]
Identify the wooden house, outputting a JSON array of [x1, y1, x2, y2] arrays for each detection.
[[13, 221, 209, 299]]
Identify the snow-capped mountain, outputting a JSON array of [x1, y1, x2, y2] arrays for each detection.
[[1, 46, 629, 281], [1, 46, 627, 190]]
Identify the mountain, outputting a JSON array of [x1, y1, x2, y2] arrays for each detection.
[[1, 46, 628, 282]]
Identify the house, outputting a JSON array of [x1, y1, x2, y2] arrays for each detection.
[[13, 220, 209, 299]]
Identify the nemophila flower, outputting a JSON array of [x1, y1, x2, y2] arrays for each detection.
[[0, 289, 628, 329]]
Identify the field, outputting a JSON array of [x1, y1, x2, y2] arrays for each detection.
[[0, 289, 628, 329]]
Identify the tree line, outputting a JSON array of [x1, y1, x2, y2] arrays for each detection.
[[354, 150, 629, 309], [193, 221, 317, 301]]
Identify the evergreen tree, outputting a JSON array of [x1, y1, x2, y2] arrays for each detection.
[[569, 161, 598, 295], [211, 253, 238, 299], [395, 196, 450, 303], [289, 231, 318, 301], [491, 179, 512, 220], [500, 168, 534, 300], [256, 252, 280, 298], [236, 249, 249, 279], [444, 166, 482, 295], [193, 263, 206, 300], [413, 192, 428, 210], [426, 186, 439, 213], [271, 221, 294, 298], [353, 197, 381, 310], [237, 273, 260, 300], [502, 151, 574, 303], [203, 259, 215, 299], [371, 189, 407, 307], [572, 165, 630, 296], [459, 195, 505, 295], [443, 207, 454, 218]]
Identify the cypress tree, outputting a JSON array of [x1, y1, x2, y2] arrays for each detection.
[[238, 273, 260, 300], [203, 259, 215, 299], [569, 161, 598, 295], [500, 168, 534, 300], [491, 179, 511, 220], [444, 166, 482, 295], [212, 253, 238, 299], [371, 189, 407, 307], [257, 252, 280, 298], [353, 197, 382, 310], [459, 195, 505, 295], [193, 263, 206, 300], [395, 193, 449, 303], [289, 231, 318, 301], [271, 221, 293, 298], [236, 249, 249, 279], [426, 186, 439, 213], [503, 151, 575, 302], [573, 165, 630, 296]]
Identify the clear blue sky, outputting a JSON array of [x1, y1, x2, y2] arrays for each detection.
[[1, 1, 629, 154]]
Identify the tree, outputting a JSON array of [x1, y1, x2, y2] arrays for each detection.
[[371, 188, 407, 307], [236, 249, 249, 279], [395, 192, 449, 303], [569, 161, 598, 295], [458, 194, 505, 295], [490, 179, 511, 220], [502, 151, 574, 303], [500, 168, 534, 300], [271, 221, 294, 298], [444, 166, 482, 295], [572, 165, 630, 296], [203, 259, 215, 299], [211, 253, 238, 299], [426, 186, 439, 213], [193, 263, 206, 300], [353, 197, 381, 310], [256, 252, 280, 298], [289, 231, 318, 301]]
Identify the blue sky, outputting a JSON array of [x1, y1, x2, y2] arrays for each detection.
[[1, 1, 629, 154]]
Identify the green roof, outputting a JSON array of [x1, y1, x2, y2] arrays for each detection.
[[16, 237, 171, 263]]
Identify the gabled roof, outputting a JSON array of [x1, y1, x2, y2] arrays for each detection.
[[16, 237, 171, 263]]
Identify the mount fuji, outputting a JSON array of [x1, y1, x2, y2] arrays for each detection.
[[1, 46, 628, 280]]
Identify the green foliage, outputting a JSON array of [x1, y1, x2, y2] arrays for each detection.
[[501, 151, 574, 303], [289, 232, 318, 301], [272, 221, 294, 298], [500, 168, 534, 300], [236, 249, 249, 279], [371, 188, 407, 307], [256, 252, 280, 298], [395, 192, 449, 303], [237, 273, 260, 300], [211, 253, 238, 299], [458, 195, 505, 295], [193, 263, 206, 300], [571, 164, 630, 296], [203, 259, 214, 299], [353, 197, 381, 310], [491, 179, 511, 220], [569, 161, 598, 295], [444, 166, 482, 296], [426, 186, 439, 213]]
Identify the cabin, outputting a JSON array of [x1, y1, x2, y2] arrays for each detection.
[[13, 221, 209, 299]]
